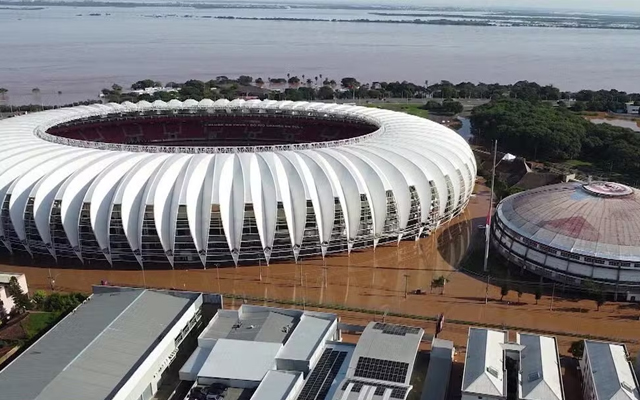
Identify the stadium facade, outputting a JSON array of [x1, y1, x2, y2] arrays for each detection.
[[0, 99, 476, 267], [492, 181, 640, 291]]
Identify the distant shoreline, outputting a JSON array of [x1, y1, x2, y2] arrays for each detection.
[[2, 1, 638, 30]]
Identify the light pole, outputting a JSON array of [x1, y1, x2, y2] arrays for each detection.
[[483, 141, 515, 272]]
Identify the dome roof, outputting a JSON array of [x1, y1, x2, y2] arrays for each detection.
[[0, 100, 476, 267], [496, 181, 640, 261]]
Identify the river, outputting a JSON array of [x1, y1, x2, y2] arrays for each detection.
[[1, 6, 640, 105]]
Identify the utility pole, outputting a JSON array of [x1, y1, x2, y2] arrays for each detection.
[[550, 282, 556, 311], [484, 140, 498, 272], [485, 274, 490, 304], [322, 266, 328, 288], [404, 274, 410, 299]]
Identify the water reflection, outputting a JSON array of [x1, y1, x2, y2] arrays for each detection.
[[457, 117, 473, 141]]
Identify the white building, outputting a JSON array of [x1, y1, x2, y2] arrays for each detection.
[[179, 310, 424, 400], [461, 328, 565, 400], [626, 103, 640, 114], [0, 272, 28, 315], [0, 285, 205, 400], [461, 328, 508, 400], [580, 340, 640, 400], [517, 333, 564, 400]]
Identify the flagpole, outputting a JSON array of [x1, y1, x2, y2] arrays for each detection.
[[484, 140, 498, 272]]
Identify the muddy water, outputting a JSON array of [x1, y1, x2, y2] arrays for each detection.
[[2, 183, 639, 349]]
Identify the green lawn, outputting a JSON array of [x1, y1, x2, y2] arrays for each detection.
[[21, 312, 60, 339], [367, 103, 430, 119]]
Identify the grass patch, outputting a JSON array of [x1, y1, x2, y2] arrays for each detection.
[[21, 312, 60, 339], [367, 103, 430, 119]]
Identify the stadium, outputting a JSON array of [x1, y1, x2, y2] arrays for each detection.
[[492, 181, 640, 293], [0, 99, 476, 268]]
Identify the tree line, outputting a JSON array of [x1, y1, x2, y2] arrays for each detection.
[[0, 276, 87, 324], [3, 78, 640, 113], [470, 98, 640, 183]]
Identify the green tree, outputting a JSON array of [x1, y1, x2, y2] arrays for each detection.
[[7, 276, 31, 313], [595, 290, 606, 311], [32, 290, 47, 310], [569, 340, 585, 358], [500, 284, 509, 301], [341, 77, 360, 89], [287, 76, 300, 87], [131, 79, 156, 90], [516, 286, 524, 303], [430, 276, 448, 295], [0, 299, 7, 323], [317, 86, 335, 100], [237, 75, 254, 86], [534, 286, 542, 305]]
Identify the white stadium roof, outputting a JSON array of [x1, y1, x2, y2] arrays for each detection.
[[0, 100, 476, 267]]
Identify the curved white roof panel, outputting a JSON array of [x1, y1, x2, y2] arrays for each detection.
[[0, 100, 475, 267]]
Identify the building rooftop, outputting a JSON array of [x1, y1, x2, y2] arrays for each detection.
[[332, 322, 424, 400], [0, 272, 24, 285], [0, 286, 200, 400], [252, 370, 303, 400], [585, 340, 640, 400], [198, 339, 282, 383], [518, 333, 564, 400], [277, 314, 334, 363], [180, 304, 340, 397], [421, 339, 454, 400], [497, 181, 640, 261], [461, 328, 508, 398]]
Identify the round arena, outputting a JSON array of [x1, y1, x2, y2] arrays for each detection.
[[492, 181, 640, 292], [0, 99, 476, 268]]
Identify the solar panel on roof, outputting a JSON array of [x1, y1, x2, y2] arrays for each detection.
[[297, 349, 347, 400], [372, 323, 420, 336], [354, 357, 409, 383], [341, 380, 409, 399]]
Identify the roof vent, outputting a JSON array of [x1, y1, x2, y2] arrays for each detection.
[[528, 371, 541, 382], [621, 381, 634, 392], [486, 366, 500, 378]]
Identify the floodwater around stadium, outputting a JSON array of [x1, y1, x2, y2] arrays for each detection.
[[1, 6, 640, 105], [3, 182, 640, 352]]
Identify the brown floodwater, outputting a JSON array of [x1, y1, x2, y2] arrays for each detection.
[[2, 183, 639, 352]]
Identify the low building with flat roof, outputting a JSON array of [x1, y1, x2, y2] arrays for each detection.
[[331, 322, 425, 400], [421, 338, 454, 400], [178, 310, 424, 400], [580, 340, 640, 400], [0, 285, 203, 400], [461, 328, 508, 400]]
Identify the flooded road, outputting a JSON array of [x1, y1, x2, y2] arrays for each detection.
[[2, 182, 639, 352]]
